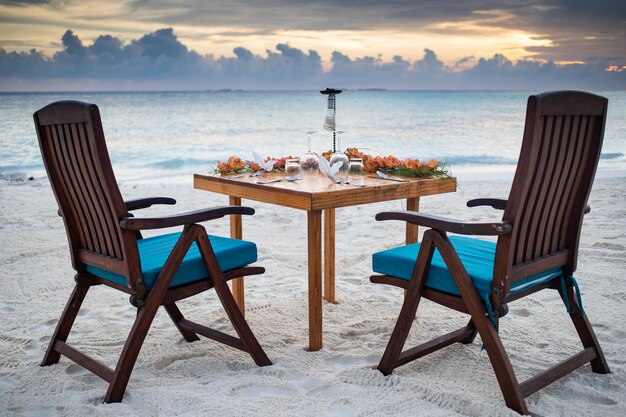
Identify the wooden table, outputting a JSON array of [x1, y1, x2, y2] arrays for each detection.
[[194, 172, 456, 351]]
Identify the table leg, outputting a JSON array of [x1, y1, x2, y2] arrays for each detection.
[[405, 197, 420, 300], [323, 208, 336, 303], [229, 196, 245, 316], [405, 197, 420, 244], [307, 210, 323, 351]]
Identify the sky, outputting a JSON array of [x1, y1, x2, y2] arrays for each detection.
[[0, 0, 625, 91]]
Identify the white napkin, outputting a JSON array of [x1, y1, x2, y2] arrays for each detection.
[[252, 150, 276, 171], [317, 154, 343, 178]]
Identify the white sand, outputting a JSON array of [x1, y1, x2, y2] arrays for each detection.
[[1, 173, 625, 417]]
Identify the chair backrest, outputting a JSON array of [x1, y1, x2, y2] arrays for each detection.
[[34, 101, 142, 291], [493, 91, 608, 296]]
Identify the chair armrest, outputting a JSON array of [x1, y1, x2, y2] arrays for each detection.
[[376, 211, 512, 236], [120, 206, 254, 230], [466, 198, 507, 210], [125, 197, 176, 211]]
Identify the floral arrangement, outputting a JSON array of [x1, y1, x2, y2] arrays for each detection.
[[215, 149, 449, 178], [215, 155, 299, 175]]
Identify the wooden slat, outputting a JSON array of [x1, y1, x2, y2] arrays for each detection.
[[560, 116, 595, 249], [229, 196, 244, 315], [160, 267, 264, 305], [395, 326, 475, 368], [50, 124, 96, 252], [194, 174, 456, 211], [36, 104, 91, 125], [520, 347, 597, 397], [53, 341, 115, 383], [78, 251, 127, 275], [514, 114, 552, 264], [405, 197, 420, 244], [510, 251, 569, 281], [544, 115, 573, 255], [557, 116, 589, 249], [44, 125, 88, 250], [63, 123, 106, 256], [178, 319, 247, 351], [532, 115, 562, 259], [521, 115, 554, 263], [311, 178, 455, 210], [195, 176, 312, 210], [308, 210, 323, 351], [78, 122, 124, 259], [323, 208, 336, 303], [550, 115, 581, 251]]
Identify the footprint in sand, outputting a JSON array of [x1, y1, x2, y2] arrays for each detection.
[[591, 242, 625, 251], [329, 354, 379, 367], [228, 382, 298, 397], [65, 363, 89, 375], [7, 406, 62, 417], [508, 308, 531, 318], [152, 352, 208, 370], [309, 382, 363, 396], [325, 401, 357, 417], [0, 302, 15, 313], [606, 328, 626, 339]]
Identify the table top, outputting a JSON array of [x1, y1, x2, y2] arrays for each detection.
[[194, 172, 456, 211]]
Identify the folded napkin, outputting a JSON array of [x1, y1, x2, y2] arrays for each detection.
[[317, 154, 343, 179], [252, 150, 276, 171]]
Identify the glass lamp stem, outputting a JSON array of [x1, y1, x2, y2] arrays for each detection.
[[332, 99, 336, 152]]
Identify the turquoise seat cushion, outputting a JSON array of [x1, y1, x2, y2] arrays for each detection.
[[86, 232, 257, 289], [372, 235, 562, 301]]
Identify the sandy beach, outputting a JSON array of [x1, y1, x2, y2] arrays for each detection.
[[1, 172, 625, 417]]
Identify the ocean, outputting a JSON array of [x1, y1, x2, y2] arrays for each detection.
[[1, 90, 624, 183]]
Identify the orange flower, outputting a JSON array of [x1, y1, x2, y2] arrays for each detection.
[[402, 158, 420, 170], [419, 159, 439, 172], [217, 148, 441, 177], [363, 156, 380, 172], [248, 161, 262, 171], [346, 148, 364, 158], [226, 156, 246, 170], [216, 161, 231, 173], [381, 155, 400, 168]]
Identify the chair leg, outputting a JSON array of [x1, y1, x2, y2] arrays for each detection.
[[472, 313, 528, 414], [41, 278, 90, 366], [377, 232, 436, 375], [104, 298, 161, 403], [164, 303, 200, 343], [195, 230, 271, 366], [106, 226, 200, 403], [431, 231, 528, 415], [378, 282, 424, 375], [459, 318, 478, 344], [560, 283, 610, 374]]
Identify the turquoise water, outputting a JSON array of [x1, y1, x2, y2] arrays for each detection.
[[1, 91, 624, 181]]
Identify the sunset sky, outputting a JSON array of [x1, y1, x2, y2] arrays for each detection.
[[1, 0, 625, 90]]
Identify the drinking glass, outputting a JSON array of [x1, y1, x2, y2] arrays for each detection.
[[285, 159, 302, 179], [349, 158, 365, 185], [329, 131, 349, 182], [301, 130, 319, 178]]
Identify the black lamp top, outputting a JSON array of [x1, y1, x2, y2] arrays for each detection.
[[320, 88, 342, 95]]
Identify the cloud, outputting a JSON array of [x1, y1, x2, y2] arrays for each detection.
[[88, 1, 626, 63], [0, 0, 50, 5], [0, 28, 624, 91]]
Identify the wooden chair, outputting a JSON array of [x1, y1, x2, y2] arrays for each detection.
[[33, 101, 271, 403], [370, 91, 610, 414]]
